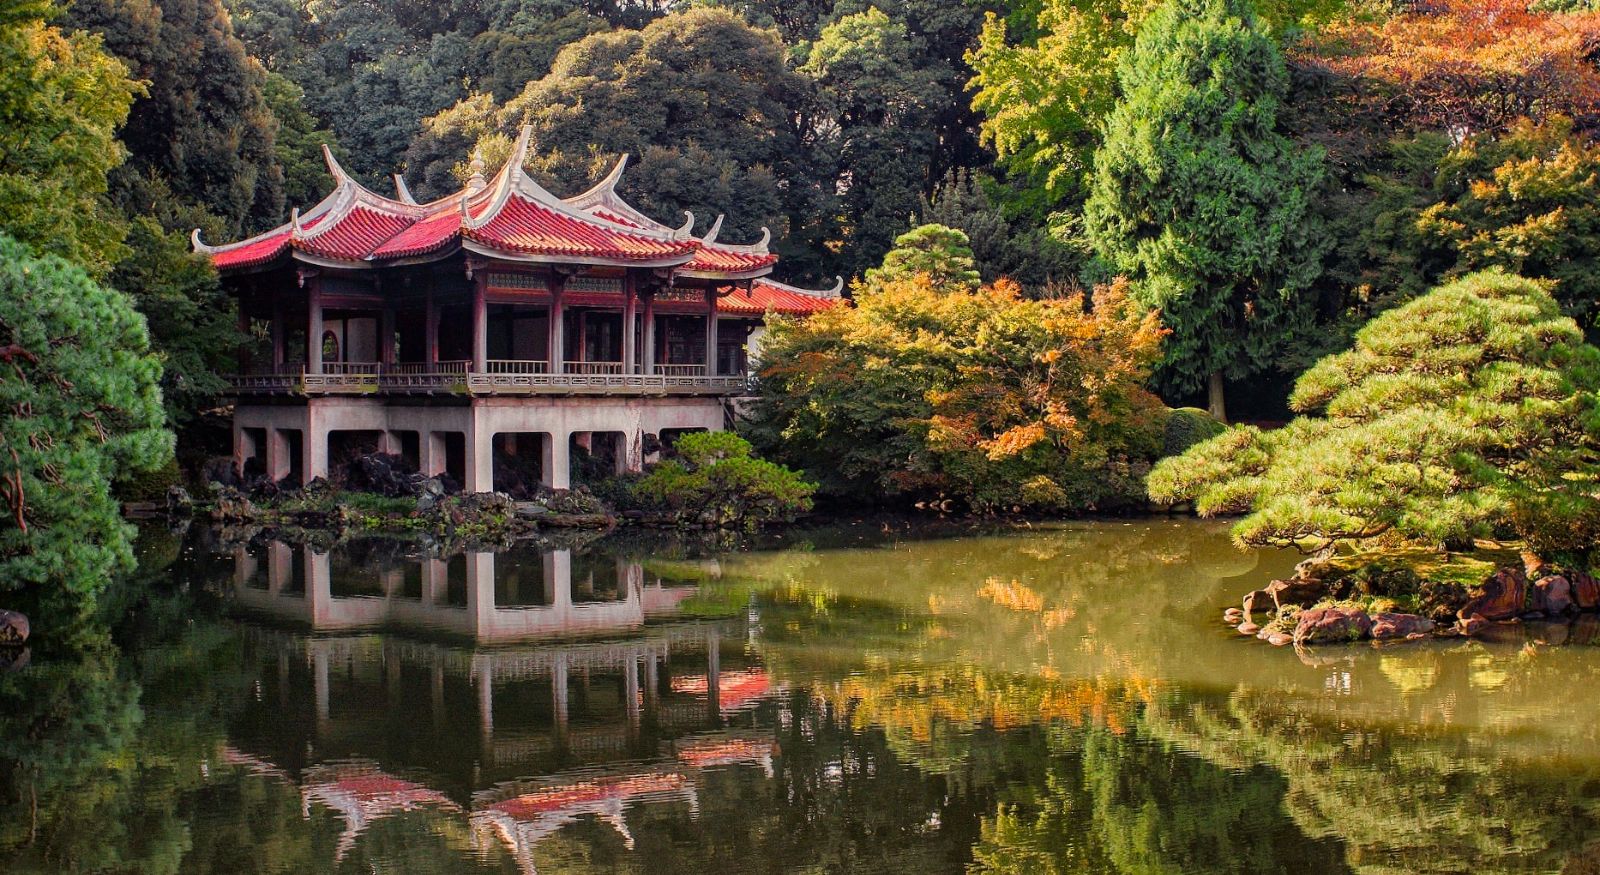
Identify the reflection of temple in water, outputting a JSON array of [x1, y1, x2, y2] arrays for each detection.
[[223, 542, 778, 873], [232, 543, 700, 640]]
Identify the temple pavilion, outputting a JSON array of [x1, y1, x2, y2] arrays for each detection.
[[197, 126, 839, 492]]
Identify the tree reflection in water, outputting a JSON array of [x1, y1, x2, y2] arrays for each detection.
[[1, 520, 1599, 873]]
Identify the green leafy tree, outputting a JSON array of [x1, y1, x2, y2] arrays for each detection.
[[862, 223, 982, 293], [800, 8, 944, 275], [1148, 271, 1600, 557], [1418, 115, 1600, 332], [408, 8, 810, 249], [969, 0, 1345, 218], [0, 235, 171, 620], [1083, 0, 1328, 421], [68, 0, 285, 234], [263, 72, 344, 211], [627, 432, 816, 527], [110, 218, 236, 429], [917, 169, 1082, 286], [0, 0, 137, 276]]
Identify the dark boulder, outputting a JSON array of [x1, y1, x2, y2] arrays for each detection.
[[1264, 576, 1328, 611], [1571, 570, 1600, 611], [1458, 615, 1489, 637], [1532, 575, 1574, 616], [1370, 612, 1435, 640], [165, 485, 193, 516], [201, 456, 241, 489], [0, 609, 28, 645], [209, 486, 256, 522], [345, 453, 418, 497], [1293, 606, 1373, 645], [1458, 566, 1527, 622]]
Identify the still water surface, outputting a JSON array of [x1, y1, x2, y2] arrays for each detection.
[[4, 519, 1600, 873]]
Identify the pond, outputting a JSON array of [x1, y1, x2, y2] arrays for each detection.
[[4, 518, 1600, 873]]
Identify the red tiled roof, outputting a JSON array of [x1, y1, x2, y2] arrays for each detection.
[[369, 208, 461, 260], [720, 279, 840, 317], [295, 206, 415, 261], [212, 229, 292, 270], [688, 246, 778, 275], [466, 194, 698, 262]]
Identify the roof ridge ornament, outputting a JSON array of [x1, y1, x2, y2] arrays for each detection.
[[466, 148, 488, 193], [700, 214, 724, 246], [674, 211, 695, 240], [827, 275, 845, 297], [190, 228, 215, 254], [290, 207, 303, 234], [393, 173, 418, 205], [718, 226, 771, 253], [321, 144, 352, 187]]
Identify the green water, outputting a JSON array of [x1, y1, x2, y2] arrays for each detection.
[[4, 518, 1600, 873]]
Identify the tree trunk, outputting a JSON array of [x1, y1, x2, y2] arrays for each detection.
[[1207, 370, 1227, 424]]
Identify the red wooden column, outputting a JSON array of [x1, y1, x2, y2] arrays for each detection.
[[424, 288, 439, 365], [548, 273, 566, 375], [306, 275, 324, 375], [471, 274, 488, 373], [641, 288, 656, 376], [270, 298, 285, 366], [622, 272, 638, 374], [704, 286, 720, 376]]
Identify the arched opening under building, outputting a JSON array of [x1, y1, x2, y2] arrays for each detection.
[[492, 432, 549, 498]]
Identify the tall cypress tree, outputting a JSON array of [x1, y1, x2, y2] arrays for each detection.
[[1083, 0, 1326, 422]]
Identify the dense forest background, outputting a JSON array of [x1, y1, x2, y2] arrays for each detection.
[[10, 0, 1600, 431]]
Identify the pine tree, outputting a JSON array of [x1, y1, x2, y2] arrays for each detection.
[[0, 234, 172, 620], [1149, 270, 1600, 556]]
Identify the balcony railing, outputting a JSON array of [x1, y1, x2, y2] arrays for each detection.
[[228, 360, 748, 396]]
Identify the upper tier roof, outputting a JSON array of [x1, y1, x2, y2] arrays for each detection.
[[196, 130, 704, 272], [562, 154, 778, 280]]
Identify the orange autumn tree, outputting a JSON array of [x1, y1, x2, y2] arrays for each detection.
[[1301, 0, 1600, 134], [747, 266, 1168, 512]]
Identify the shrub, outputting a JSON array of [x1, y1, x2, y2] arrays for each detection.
[[1161, 408, 1226, 458], [625, 433, 815, 528]]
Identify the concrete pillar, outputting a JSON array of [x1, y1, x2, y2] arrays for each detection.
[[641, 293, 656, 375], [471, 278, 488, 373], [623, 274, 638, 374], [644, 653, 659, 710], [547, 550, 572, 613], [425, 289, 439, 365], [308, 282, 324, 375], [233, 425, 257, 474], [303, 411, 328, 485], [265, 429, 292, 482], [705, 288, 719, 375], [466, 419, 493, 493], [541, 431, 570, 491], [378, 430, 401, 455], [419, 431, 446, 477]]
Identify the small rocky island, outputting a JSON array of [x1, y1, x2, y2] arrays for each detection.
[[1224, 550, 1600, 648]]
